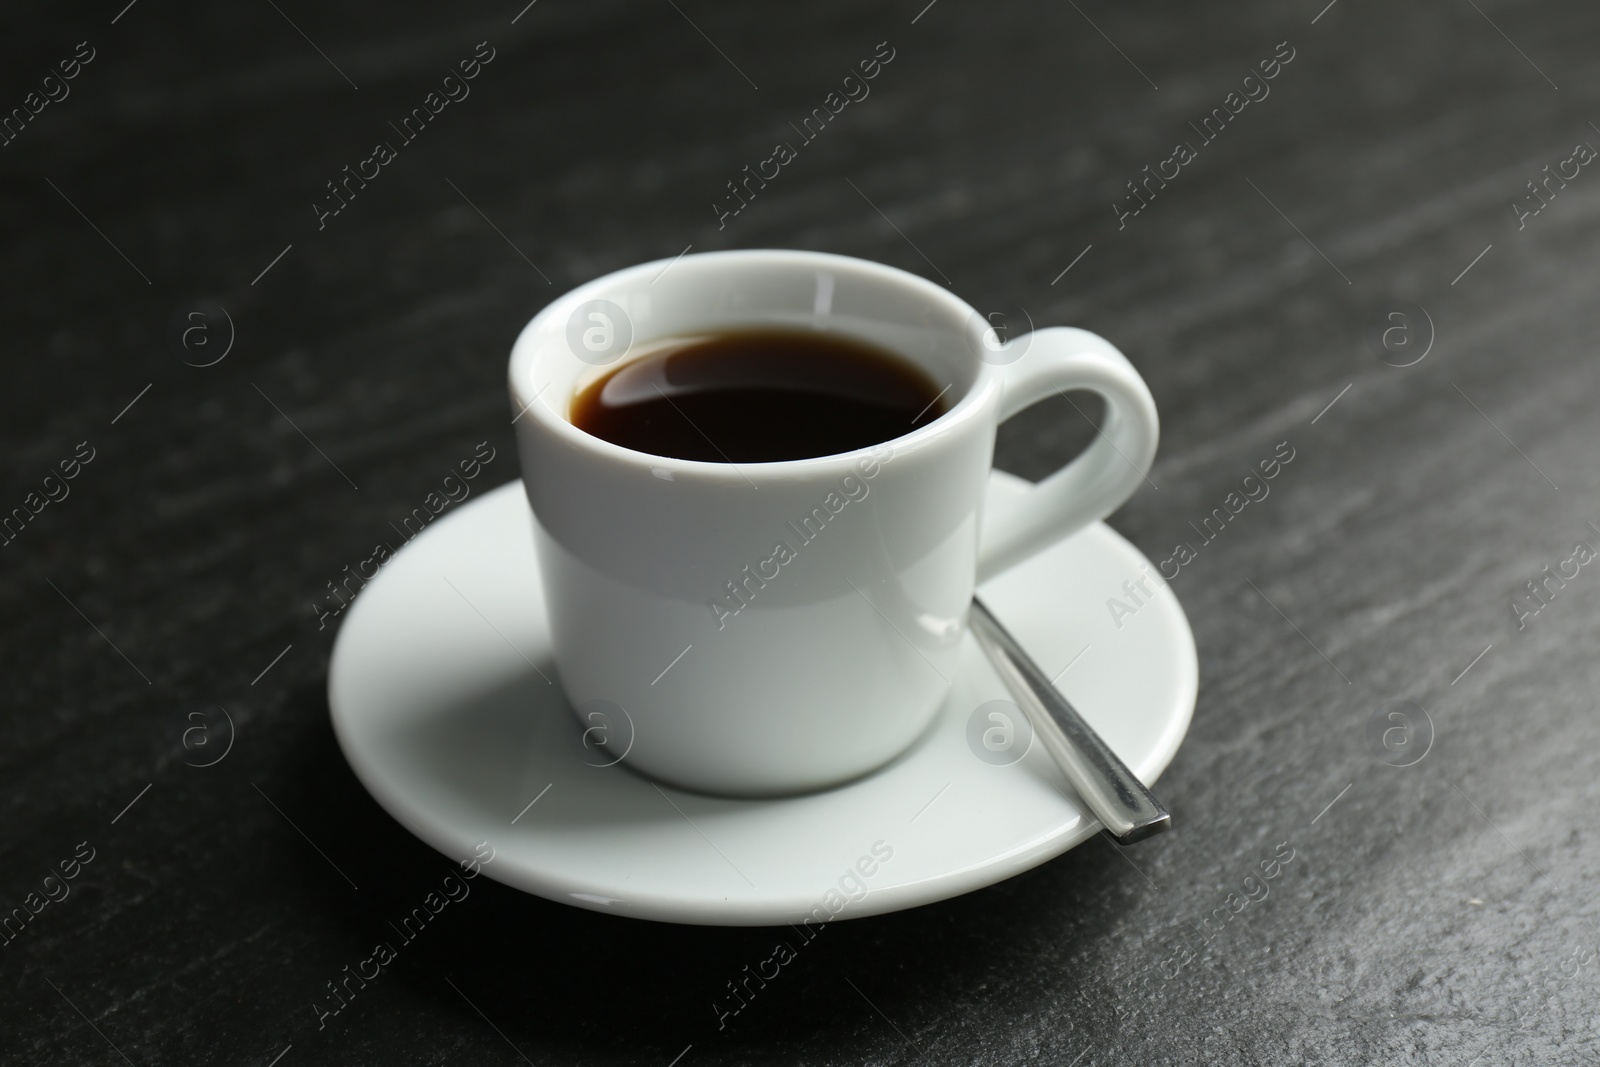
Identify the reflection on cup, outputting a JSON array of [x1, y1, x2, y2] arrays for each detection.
[[565, 299, 633, 365], [969, 304, 1035, 365]]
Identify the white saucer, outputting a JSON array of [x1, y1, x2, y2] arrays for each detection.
[[328, 474, 1197, 926]]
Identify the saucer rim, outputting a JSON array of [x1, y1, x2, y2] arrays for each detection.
[[328, 474, 1197, 925]]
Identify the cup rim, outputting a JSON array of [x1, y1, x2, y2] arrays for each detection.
[[508, 249, 1001, 479]]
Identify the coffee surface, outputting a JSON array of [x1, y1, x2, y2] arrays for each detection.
[[570, 329, 948, 462]]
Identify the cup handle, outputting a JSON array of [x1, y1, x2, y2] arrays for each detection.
[[976, 326, 1159, 584]]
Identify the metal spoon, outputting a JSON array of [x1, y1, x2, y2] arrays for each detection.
[[969, 597, 1172, 845]]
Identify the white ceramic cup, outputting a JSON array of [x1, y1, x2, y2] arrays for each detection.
[[508, 249, 1158, 796]]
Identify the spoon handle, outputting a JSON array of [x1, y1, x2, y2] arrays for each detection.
[[969, 597, 1172, 845]]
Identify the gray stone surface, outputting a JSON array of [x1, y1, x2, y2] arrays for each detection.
[[3, 1, 1599, 1063]]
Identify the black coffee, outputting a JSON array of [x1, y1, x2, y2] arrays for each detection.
[[570, 329, 948, 462]]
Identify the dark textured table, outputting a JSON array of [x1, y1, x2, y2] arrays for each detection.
[[5, 1, 1600, 1064]]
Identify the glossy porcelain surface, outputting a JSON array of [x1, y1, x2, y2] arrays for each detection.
[[507, 249, 1159, 794], [327, 475, 1196, 926]]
